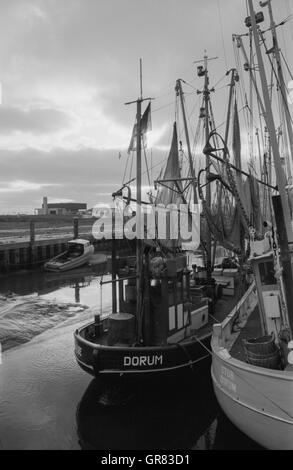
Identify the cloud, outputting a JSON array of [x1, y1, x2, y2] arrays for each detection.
[[0, 0, 291, 213], [0, 180, 58, 193], [0, 145, 167, 212], [0, 106, 71, 134], [47, 197, 74, 204]]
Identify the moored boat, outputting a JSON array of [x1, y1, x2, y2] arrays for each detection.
[[211, 0, 293, 449], [211, 254, 293, 449], [74, 60, 258, 386], [44, 239, 94, 272], [74, 254, 241, 379]]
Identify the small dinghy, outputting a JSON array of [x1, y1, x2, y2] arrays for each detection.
[[44, 239, 94, 272]]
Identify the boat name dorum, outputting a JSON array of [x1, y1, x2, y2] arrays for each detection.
[[123, 354, 163, 367]]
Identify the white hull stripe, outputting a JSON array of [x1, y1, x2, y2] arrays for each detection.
[[91, 354, 210, 374]]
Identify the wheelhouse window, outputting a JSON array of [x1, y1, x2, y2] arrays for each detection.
[[168, 304, 190, 332]]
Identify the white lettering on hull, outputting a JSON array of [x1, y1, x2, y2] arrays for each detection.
[[124, 355, 163, 367], [220, 365, 237, 392]]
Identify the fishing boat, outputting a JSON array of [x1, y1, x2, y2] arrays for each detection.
[[74, 58, 261, 384], [44, 239, 94, 272], [211, 0, 293, 450]]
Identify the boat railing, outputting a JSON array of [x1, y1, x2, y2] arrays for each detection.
[[212, 281, 257, 351]]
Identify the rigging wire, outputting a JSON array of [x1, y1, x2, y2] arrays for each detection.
[[143, 139, 151, 190], [129, 151, 134, 183], [122, 152, 129, 185], [217, 0, 228, 70], [260, 30, 293, 130], [280, 50, 293, 82], [285, 0, 293, 41], [152, 101, 175, 114], [211, 73, 229, 90]]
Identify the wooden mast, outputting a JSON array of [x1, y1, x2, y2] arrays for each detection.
[[125, 60, 153, 343], [204, 52, 212, 278], [195, 53, 217, 275], [261, 0, 293, 184], [136, 61, 143, 342], [234, 35, 266, 118], [248, 0, 293, 245], [248, 0, 293, 336], [224, 69, 237, 144], [176, 79, 198, 204], [111, 205, 117, 312]]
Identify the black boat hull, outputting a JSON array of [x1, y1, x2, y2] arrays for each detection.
[[74, 324, 211, 381]]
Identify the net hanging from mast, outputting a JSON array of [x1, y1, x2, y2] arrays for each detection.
[[199, 96, 263, 256]]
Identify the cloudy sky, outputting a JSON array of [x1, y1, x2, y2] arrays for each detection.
[[0, 0, 292, 213]]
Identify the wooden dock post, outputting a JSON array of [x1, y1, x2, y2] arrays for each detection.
[[3, 250, 9, 270], [41, 246, 46, 261], [73, 218, 79, 239], [14, 249, 20, 267], [30, 221, 35, 244], [49, 245, 54, 257], [29, 221, 36, 265], [75, 283, 80, 303]]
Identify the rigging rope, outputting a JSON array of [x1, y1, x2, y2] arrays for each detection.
[[217, 0, 228, 70], [143, 139, 151, 189], [260, 30, 293, 129], [285, 0, 293, 41], [122, 152, 130, 185], [280, 50, 293, 82]]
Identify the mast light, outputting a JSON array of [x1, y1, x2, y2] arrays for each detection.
[[197, 66, 205, 77]]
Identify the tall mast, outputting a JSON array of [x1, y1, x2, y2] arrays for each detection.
[[195, 52, 217, 275], [256, 128, 263, 180], [260, 0, 293, 184], [176, 79, 198, 204], [234, 35, 266, 118], [125, 59, 153, 342], [136, 81, 142, 342], [224, 69, 240, 146], [248, 0, 293, 245], [248, 0, 293, 337], [204, 52, 212, 276]]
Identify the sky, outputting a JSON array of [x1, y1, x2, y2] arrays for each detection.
[[0, 0, 292, 213]]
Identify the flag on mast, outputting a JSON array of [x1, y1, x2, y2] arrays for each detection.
[[127, 102, 152, 154]]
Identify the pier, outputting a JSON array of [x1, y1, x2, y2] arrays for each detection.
[[0, 218, 133, 273]]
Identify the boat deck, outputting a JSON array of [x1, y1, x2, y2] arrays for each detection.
[[80, 284, 244, 347], [195, 289, 244, 339]]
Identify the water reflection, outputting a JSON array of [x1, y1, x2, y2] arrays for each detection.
[[76, 368, 219, 450], [0, 261, 263, 450], [76, 366, 263, 450], [0, 263, 107, 299], [0, 264, 112, 351]]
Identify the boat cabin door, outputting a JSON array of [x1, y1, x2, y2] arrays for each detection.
[[251, 253, 282, 341]]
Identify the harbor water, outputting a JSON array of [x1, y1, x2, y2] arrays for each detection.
[[0, 259, 262, 450]]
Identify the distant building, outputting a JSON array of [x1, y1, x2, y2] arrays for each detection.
[[35, 197, 87, 215]]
